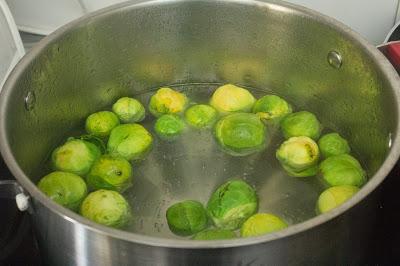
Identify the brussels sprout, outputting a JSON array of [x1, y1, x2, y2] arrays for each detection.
[[276, 136, 320, 177], [184, 104, 218, 129], [52, 139, 101, 176], [318, 133, 350, 158], [240, 213, 288, 237], [107, 124, 153, 161], [192, 229, 236, 240], [253, 95, 292, 121], [38, 171, 87, 211], [154, 114, 185, 140], [215, 113, 266, 156], [210, 84, 256, 114], [320, 154, 366, 187], [207, 180, 258, 230], [280, 111, 321, 140], [317, 185, 360, 214], [112, 97, 145, 123], [149, 87, 188, 117], [80, 189, 131, 228], [85, 111, 120, 138], [87, 155, 133, 192], [166, 200, 208, 236]]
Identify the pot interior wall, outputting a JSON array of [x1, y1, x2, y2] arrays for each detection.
[[3, 0, 397, 217]]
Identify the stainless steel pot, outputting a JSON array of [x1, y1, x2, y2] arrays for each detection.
[[1, 0, 400, 265]]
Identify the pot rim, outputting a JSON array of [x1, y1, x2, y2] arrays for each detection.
[[1, 0, 400, 249]]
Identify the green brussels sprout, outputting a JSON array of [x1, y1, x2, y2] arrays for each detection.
[[192, 229, 236, 240], [317, 185, 360, 214], [252, 95, 292, 121], [85, 111, 120, 138], [318, 133, 350, 158], [52, 139, 101, 176], [80, 189, 131, 228], [149, 87, 188, 117], [112, 97, 145, 123], [215, 113, 266, 156], [276, 136, 320, 177], [154, 114, 185, 140], [240, 213, 288, 237], [107, 124, 153, 161], [280, 111, 321, 140], [210, 84, 256, 114], [38, 171, 87, 211], [184, 104, 218, 129], [86, 155, 133, 192], [320, 154, 366, 187], [207, 180, 258, 230], [166, 200, 208, 236]]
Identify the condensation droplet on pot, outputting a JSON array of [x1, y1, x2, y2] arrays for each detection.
[[327, 51, 343, 69], [24, 91, 36, 111]]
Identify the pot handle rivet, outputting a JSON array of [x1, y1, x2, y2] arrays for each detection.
[[328, 51, 343, 69], [16, 193, 30, 211]]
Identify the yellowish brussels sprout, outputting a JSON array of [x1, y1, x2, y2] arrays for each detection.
[[86, 155, 133, 193], [317, 185, 360, 213], [107, 124, 153, 161], [253, 95, 292, 121], [210, 84, 255, 114], [85, 111, 120, 138], [38, 171, 87, 211], [149, 87, 188, 117], [184, 104, 218, 129], [112, 97, 145, 123], [240, 213, 288, 237], [80, 189, 131, 228], [276, 136, 320, 177], [51, 139, 101, 176]]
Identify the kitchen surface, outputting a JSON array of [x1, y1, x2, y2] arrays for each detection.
[[2, 1, 400, 265]]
